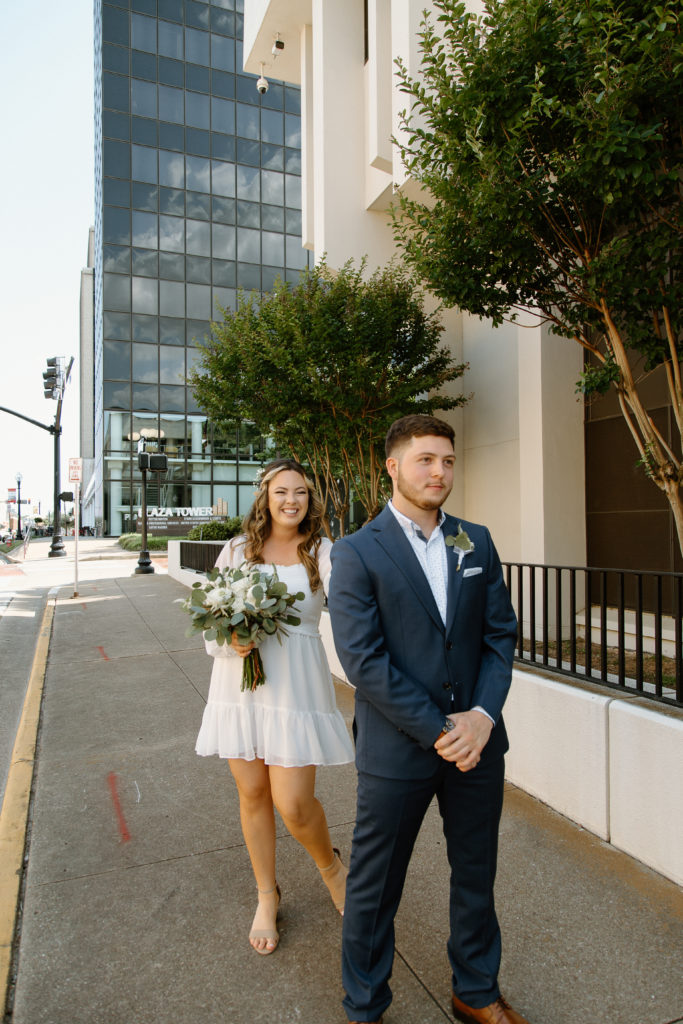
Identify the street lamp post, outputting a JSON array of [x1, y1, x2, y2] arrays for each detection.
[[15, 472, 23, 540]]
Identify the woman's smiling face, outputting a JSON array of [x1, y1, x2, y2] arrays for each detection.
[[267, 469, 309, 529]]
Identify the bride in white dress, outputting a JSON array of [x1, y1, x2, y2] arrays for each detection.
[[195, 459, 354, 954]]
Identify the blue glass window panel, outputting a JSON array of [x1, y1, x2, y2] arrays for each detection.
[[131, 49, 157, 80], [187, 192, 211, 220], [236, 139, 259, 166], [131, 182, 158, 211], [286, 235, 307, 270], [160, 149, 185, 187], [213, 287, 236, 313], [131, 13, 156, 52], [132, 0, 156, 14], [159, 215, 185, 252], [261, 170, 283, 206], [103, 110, 130, 141], [211, 0, 235, 10], [132, 314, 159, 342], [211, 259, 235, 286], [186, 156, 211, 192], [133, 384, 158, 412], [159, 85, 184, 123], [103, 73, 129, 113], [158, 0, 183, 22], [158, 56, 184, 87], [159, 252, 185, 281], [262, 266, 283, 292], [186, 127, 211, 157], [159, 385, 185, 413], [285, 208, 302, 236], [262, 83, 284, 110], [236, 104, 259, 140], [132, 211, 158, 248], [210, 70, 234, 98], [285, 148, 301, 175], [211, 97, 234, 134], [159, 122, 184, 151], [103, 207, 131, 245], [104, 341, 131, 380], [104, 245, 131, 273], [237, 262, 260, 289], [235, 76, 259, 104], [235, 34, 243, 67], [133, 343, 158, 382], [261, 205, 284, 232], [211, 160, 235, 197], [103, 178, 130, 207], [237, 201, 259, 228], [285, 87, 301, 115], [186, 91, 210, 130], [186, 219, 211, 255], [131, 117, 158, 146], [285, 174, 302, 210], [236, 165, 259, 201], [104, 273, 131, 311], [103, 43, 129, 75], [103, 312, 131, 340], [185, 28, 209, 65], [160, 187, 185, 216], [186, 255, 211, 283], [132, 248, 158, 277], [285, 114, 301, 149], [211, 134, 235, 161], [132, 276, 159, 314], [160, 317, 185, 344], [104, 382, 131, 410], [212, 196, 235, 224], [262, 231, 284, 267], [186, 63, 210, 93], [261, 109, 283, 146], [159, 21, 183, 60], [210, 8, 235, 35], [131, 79, 157, 118], [212, 223, 236, 260], [132, 144, 157, 183], [261, 143, 283, 171], [103, 6, 129, 46], [186, 283, 211, 319], [160, 280, 186, 317], [186, 1, 210, 29], [237, 228, 259, 264], [186, 319, 210, 345], [210, 34, 234, 70]]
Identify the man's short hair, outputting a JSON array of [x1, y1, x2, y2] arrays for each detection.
[[385, 415, 455, 458]]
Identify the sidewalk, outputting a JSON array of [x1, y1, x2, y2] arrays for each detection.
[[4, 574, 683, 1024]]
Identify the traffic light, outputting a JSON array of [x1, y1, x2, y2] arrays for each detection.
[[43, 356, 64, 400], [138, 452, 168, 472]]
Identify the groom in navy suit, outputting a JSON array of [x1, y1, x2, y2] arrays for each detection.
[[328, 415, 530, 1024]]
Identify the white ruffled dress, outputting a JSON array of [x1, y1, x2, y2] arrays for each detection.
[[195, 536, 354, 767]]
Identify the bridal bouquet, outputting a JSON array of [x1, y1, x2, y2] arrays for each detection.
[[181, 564, 304, 691]]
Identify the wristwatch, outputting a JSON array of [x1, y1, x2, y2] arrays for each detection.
[[437, 717, 456, 742]]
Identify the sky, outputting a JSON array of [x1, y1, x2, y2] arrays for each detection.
[[0, 1, 93, 526]]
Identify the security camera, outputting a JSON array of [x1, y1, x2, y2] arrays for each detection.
[[257, 74, 269, 94], [272, 37, 284, 58]]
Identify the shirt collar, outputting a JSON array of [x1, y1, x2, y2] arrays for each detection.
[[388, 500, 445, 541]]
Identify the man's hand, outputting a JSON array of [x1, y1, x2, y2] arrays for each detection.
[[434, 710, 493, 772]]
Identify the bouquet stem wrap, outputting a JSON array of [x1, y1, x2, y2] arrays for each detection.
[[242, 648, 265, 692]]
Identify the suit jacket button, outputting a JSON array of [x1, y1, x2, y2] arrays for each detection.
[[446, 641, 453, 650], [443, 681, 452, 690]]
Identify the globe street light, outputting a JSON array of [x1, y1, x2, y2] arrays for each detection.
[[15, 472, 23, 540]]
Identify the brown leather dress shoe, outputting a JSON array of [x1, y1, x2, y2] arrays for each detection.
[[452, 992, 531, 1024]]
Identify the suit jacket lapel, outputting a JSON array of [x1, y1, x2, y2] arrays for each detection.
[[371, 507, 444, 633], [444, 514, 465, 635]]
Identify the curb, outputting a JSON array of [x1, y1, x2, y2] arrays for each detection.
[[0, 593, 55, 1013]]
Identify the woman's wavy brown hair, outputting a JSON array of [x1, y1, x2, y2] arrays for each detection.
[[242, 458, 325, 592]]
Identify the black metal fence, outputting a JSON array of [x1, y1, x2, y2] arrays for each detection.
[[502, 563, 682, 708], [179, 540, 226, 575]]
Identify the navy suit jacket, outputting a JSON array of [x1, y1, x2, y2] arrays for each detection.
[[328, 506, 518, 780]]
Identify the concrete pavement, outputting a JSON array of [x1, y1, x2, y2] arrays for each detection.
[[1, 572, 682, 1024]]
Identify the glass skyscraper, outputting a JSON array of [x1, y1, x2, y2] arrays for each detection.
[[85, 0, 310, 535]]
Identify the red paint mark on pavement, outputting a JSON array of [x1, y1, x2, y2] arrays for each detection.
[[0, 566, 24, 576], [107, 772, 131, 843], [96, 646, 109, 660], [82, 603, 88, 611]]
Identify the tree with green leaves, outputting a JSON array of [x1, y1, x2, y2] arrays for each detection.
[[394, 0, 682, 551], [189, 259, 467, 533]]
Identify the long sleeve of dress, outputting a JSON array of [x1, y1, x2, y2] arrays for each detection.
[[203, 536, 247, 659]]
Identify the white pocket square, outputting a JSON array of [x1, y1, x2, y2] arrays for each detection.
[[463, 566, 483, 578]]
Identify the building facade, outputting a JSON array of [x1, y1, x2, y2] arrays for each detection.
[[84, 0, 310, 534]]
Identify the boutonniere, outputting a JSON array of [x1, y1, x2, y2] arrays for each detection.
[[445, 525, 475, 572]]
